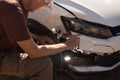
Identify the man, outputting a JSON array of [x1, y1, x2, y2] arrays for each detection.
[[0, 0, 80, 80]]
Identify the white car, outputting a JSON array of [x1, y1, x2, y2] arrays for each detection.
[[28, 0, 120, 73]]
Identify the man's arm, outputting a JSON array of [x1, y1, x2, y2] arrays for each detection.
[[17, 35, 80, 59]]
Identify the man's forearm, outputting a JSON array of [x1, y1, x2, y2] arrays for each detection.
[[38, 43, 67, 55], [17, 39, 68, 58]]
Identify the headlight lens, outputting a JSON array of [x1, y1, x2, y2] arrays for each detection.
[[61, 16, 113, 39]]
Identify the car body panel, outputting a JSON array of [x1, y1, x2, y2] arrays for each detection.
[[55, 0, 120, 26]]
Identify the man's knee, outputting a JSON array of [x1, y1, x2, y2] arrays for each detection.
[[24, 57, 53, 74], [29, 57, 53, 68], [24, 57, 53, 80]]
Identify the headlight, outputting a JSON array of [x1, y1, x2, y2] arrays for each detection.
[[61, 16, 113, 39]]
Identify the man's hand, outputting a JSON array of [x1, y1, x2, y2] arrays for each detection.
[[65, 35, 80, 50], [36, 0, 52, 8], [27, 0, 53, 11]]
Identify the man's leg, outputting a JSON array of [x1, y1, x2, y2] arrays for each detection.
[[0, 52, 21, 76], [19, 56, 53, 80], [0, 53, 53, 80]]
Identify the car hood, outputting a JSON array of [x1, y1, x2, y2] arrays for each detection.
[[55, 0, 120, 27]]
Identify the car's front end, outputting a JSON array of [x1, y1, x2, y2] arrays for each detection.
[[28, 0, 120, 78]]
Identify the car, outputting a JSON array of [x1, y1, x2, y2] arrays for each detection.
[[28, 0, 120, 78]]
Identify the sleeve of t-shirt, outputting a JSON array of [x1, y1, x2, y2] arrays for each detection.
[[1, 2, 31, 42]]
